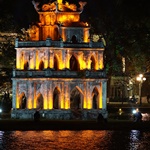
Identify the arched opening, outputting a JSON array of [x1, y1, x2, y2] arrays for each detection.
[[36, 93, 43, 109], [92, 87, 99, 109], [70, 87, 83, 109], [39, 60, 44, 70], [54, 56, 59, 70], [90, 56, 96, 71], [24, 61, 29, 70], [71, 35, 77, 43], [70, 55, 79, 71], [53, 26, 59, 40], [18, 92, 27, 109], [53, 87, 60, 109]]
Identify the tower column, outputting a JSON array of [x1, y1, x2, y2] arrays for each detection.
[[33, 50, 36, 69], [102, 81, 107, 109], [87, 82, 92, 109], [83, 82, 88, 109], [44, 49, 49, 69], [27, 81, 34, 109], [98, 52, 103, 69], [60, 83, 65, 109], [29, 51, 34, 69], [48, 81, 53, 109], [99, 82, 103, 109], [12, 80, 17, 109], [64, 82, 70, 109], [65, 50, 70, 69], [49, 50, 54, 68], [16, 50, 21, 69], [43, 82, 48, 109]]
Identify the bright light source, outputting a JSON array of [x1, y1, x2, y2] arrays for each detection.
[[132, 109, 136, 114], [136, 76, 141, 81], [0, 109, 2, 113], [139, 74, 143, 78]]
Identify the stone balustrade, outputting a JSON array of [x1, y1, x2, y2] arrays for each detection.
[[12, 69, 106, 78], [15, 38, 104, 48]]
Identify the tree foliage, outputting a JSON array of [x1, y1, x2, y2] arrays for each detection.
[[88, 0, 150, 76]]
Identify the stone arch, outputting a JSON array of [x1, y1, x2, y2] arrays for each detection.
[[92, 87, 99, 109], [90, 55, 96, 71], [70, 86, 83, 109], [71, 35, 77, 43], [39, 60, 44, 70], [54, 55, 59, 70], [53, 87, 60, 109], [36, 93, 44, 109], [24, 61, 29, 70], [70, 55, 80, 71], [18, 92, 27, 109]]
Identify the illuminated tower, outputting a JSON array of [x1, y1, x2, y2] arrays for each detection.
[[11, 1, 108, 120]]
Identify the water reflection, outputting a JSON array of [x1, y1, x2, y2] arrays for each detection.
[[0, 130, 150, 150]]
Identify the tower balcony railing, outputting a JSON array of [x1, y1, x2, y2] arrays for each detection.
[[12, 69, 106, 79], [15, 38, 104, 48]]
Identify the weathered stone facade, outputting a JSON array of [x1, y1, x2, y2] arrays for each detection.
[[11, 1, 108, 120]]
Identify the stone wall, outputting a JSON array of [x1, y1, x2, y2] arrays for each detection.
[[11, 109, 108, 120]]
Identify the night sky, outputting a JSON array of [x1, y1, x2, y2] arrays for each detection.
[[0, 0, 149, 30], [0, 0, 103, 28]]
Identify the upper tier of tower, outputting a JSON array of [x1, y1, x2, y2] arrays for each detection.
[[26, 0, 90, 42]]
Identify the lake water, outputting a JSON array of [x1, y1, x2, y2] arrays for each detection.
[[0, 130, 150, 150]]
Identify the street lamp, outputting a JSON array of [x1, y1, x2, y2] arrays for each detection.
[[136, 74, 146, 105]]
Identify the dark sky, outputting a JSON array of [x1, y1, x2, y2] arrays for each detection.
[[0, 0, 101, 28], [0, 0, 149, 30]]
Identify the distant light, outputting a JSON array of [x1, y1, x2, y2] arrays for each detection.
[[132, 109, 136, 114], [139, 74, 143, 78], [42, 113, 45, 117], [143, 77, 146, 81], [119, 108, 123, 115], [0, 109, 2, 113]]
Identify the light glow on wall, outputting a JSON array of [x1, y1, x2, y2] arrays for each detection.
[[28, 99, 32, 109], [44, 98, 47, 109], [87, 98, 92, 109], [83, 28, 90, 42], [16, 96, 19, 108], [99, 85, 103, 109], [57, 0, 62, 4], [60, 99, 64, 109], [48, 98, 53, 109], [65, 100, 70, 109]]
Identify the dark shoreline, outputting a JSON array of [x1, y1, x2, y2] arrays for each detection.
[[1, 119, 150, 131]]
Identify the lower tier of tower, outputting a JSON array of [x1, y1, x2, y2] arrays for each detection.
[[11, 77, 107, 120]]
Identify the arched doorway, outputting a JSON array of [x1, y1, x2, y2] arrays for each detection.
[[19, 92, 27, 109], [70, 55, 79, 71], [39, 60, 44, 70], [54, 56, 59, 70], [53, 87, 60, 109], [36, 93, 43, 109], [71, 35, 77, 43], [24, 61, 29, 70], [90, 56, 96, 71], [53, 26, 59, 40], [70, 87, 83, 109], [92, 87, 99, 109]]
